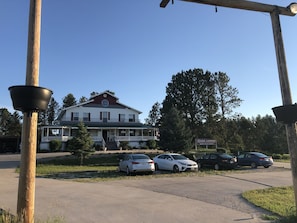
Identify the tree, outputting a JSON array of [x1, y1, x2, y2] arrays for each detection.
[[253, 115, 287, 154], [0, 108, 22, 136], [6, 111, 22, 136], [38, 97, 59, 125], [145, 102, 161, 127], [0, 108, 11, 136], [79, 96, 88, 103], [161, 68, 217, 138], [214, 72, 242, 119], [67, 122, 95, 165], [62, 93, 77, 108], [47, 97, 59, 124], [159, 107, 192, 152]]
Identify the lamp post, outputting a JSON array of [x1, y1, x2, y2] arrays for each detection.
[[160, 0, 297, 214]]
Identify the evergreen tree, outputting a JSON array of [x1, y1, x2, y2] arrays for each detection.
[[159, 107, 192, 152], [62, 93, 77, 108], [47, 97, 59, 124], [0, 108, 22, 136], [79, 96, 88, 103], [67, 122, 95, 165], [145, 102, 161, 127], [161, 68, 217, 138]]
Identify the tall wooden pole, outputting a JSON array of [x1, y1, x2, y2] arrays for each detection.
[[17, 0, 42, 222], [270, 9, 297, 214]]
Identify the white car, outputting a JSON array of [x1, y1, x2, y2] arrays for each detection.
[[153, 153, 198, 173], [119, 154, 155, 175]]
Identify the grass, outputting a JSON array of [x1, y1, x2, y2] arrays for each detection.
[[242, 186, 297, 222], [0, 209, 65, 223]]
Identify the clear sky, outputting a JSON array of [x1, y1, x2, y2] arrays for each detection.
[[1, 0, 297, 122]]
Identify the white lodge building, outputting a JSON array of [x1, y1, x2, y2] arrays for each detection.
[[40, 91, 159, 151]]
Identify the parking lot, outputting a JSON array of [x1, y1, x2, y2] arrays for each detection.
[[0, 153, 293, 223]]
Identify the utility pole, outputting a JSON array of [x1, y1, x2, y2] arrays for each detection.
[[160, 0, 297, 214], [17, 0, 42, 222]]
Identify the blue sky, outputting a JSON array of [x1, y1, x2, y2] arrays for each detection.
[[1, 0, 297, 122]]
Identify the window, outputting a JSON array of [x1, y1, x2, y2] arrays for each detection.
[[71, 112, 79, 121], [119, 129, 127, 136], [129, 114, 135, 122], [49, 128, 61, 136], [83, 112, 90, 122], [100, 112, 110, 122], [43, 128, 48, 137], [119, 114, 125, 122], [129, 130, 135, 136]]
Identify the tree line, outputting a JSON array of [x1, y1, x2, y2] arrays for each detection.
[[145, 68, 287, 155], [0, 68, 288, 155]]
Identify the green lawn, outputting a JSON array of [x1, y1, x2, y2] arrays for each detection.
[[243, 187, 296, 222]]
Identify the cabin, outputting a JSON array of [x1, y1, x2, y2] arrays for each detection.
[[39, 91, 159, 151]]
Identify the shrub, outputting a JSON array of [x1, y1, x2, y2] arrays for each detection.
[[147, 140, 157, 149], [272, 154, 282, 160], [120, 141, 130, 150], [216, 148, 226, 153], [49, 140, 62, 152], [282, 154, 290, 160]]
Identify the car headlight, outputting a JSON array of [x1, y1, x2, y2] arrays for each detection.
[[178, 161, 187, 165]]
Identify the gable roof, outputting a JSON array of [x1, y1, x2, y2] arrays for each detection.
[[57, 90, 142, 120]]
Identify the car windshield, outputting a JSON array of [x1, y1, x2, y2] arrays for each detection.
[[132, 154, 150, 160], [171, 154, 188, 160]]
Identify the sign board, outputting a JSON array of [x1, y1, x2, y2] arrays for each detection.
[[196, 138, 217, 146]]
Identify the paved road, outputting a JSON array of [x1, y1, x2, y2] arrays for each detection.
[[0, 153, 293, 223]]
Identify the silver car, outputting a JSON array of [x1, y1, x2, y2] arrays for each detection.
[[119, 154, 155, 175], [153, 153, 198, 173]]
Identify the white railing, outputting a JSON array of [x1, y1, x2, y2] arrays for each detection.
[[60, 117, 141, 123]]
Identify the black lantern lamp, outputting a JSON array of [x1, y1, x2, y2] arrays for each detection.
[[8, 85, 53, 116], [272, 104, 297, 124]]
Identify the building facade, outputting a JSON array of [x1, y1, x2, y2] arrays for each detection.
[[40, 91, 159, 151]]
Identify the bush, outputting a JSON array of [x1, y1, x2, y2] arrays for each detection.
[[147, 140, 157, 149], [49, 140, 62, 152], [282, 154, 290, 160], [216, 148, 226, 153], [120, 141, 130, 150], [272, 154, 282, 160]]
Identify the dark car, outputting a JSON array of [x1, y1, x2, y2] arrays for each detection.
[[237, 152, 273, 168], [196, 153, 237, 170]]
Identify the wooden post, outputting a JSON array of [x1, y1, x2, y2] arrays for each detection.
[[270, 9, 297, 215], [17, 0, 42, 222]]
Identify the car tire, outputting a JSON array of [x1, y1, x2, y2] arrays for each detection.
[[155, 163, 159, 171], [173, 165, 180, 173], [264, 165, 270, 168], [214, 164, 220, 170], [251, 162, 257, 169]]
